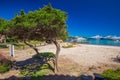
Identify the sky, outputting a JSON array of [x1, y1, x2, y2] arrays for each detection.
[[0, 0, 120, 37]]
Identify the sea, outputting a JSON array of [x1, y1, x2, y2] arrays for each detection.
[[87, 38, 120, 47], [68, 37, 120, 47]]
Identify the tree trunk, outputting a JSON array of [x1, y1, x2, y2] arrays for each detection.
[[24, 40, 39, 54], [52, 40, 60, 73]]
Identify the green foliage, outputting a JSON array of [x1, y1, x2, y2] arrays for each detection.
[[6, 37, 14, 43], [5, 3, 68, 42], [20, 64, 41, 76], [20, 63, 51, 78], [33, 52, 55, 59], [41, 64, 49, 69], [30, 69, 51, 80], [0, 61, 11, 73], [62, 45, 73, 48], [35, 69, 51, 76], [0, 44, 8, 48], [0, 18, 13, 33], [101, 68, 120, 80], [37, 4, 68, 40]]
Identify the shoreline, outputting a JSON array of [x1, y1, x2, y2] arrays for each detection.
[[78, 43, 120, 48], [65, 41, 120, 48]]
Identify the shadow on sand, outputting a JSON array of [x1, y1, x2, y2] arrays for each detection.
[[13, 52, 55, 72]]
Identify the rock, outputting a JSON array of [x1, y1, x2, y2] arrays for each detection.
[[116, 55, 120, 62], [80, 74, 93, 80], [94, 73, 106, 80], [25, 75, 31, 80]]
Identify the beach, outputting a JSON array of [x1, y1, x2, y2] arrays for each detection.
[[40, 43, 120, 66], [39, 43, 120, 74], [0, 43, 120, 78]]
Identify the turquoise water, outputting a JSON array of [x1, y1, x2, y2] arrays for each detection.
[[68, 37, 120, 46], [87, 38, 120, 46]]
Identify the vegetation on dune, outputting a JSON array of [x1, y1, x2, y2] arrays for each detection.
[[101, 68, 120, 80]]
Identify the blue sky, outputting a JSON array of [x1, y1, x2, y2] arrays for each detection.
[[0, 0, 120, 37]]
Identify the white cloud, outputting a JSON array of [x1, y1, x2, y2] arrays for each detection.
[[91, 35, 102, 39]]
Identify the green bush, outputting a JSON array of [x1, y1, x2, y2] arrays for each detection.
[[30, 69, 51, 80], [0, 62, 11, 73], [20, 52, 55, 78], [0, 44, 7, 48], [101, 68, 120, 80], [35, 69, 51, 76], [33, 52, 55, 59], [6, 38, 14, 43], [20, 64, 51, 77]]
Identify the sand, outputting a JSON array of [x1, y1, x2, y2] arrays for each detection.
[[40, 43, 120, 67], [39, 43, 120, 75]]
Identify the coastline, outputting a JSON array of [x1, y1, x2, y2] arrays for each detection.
[[79, 43, 120, 49]]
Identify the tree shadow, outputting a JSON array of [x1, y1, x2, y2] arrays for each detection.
[[12, 52, 55, 77], [13, 58, 44, 69], [13, 57, 54, 72]]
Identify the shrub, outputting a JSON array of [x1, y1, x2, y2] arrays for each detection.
[[30, 69, 51, 80], [35, 69, 51, 76], [20, 63, 51, 77], [101, 68, 120, 80], [0, 54, 12, 73], [20, 52, 55, 78], [33, 52, 55, 59], [6, 38, 14, 43], [0, 44, 7, 48], [0, 62, 11, 73]]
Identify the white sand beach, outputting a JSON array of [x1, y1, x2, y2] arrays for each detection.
[[40, 43, 120, 67], [38, 43, 120, 75]]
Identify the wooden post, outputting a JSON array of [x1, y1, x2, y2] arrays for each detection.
[[10, 44, 14, 57]]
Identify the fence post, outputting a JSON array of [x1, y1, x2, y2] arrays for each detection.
[[10, 44, 14, 57]]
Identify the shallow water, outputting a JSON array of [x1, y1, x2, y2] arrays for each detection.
[[88, 38, 120, 46], [68, 38, 120, 47]]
